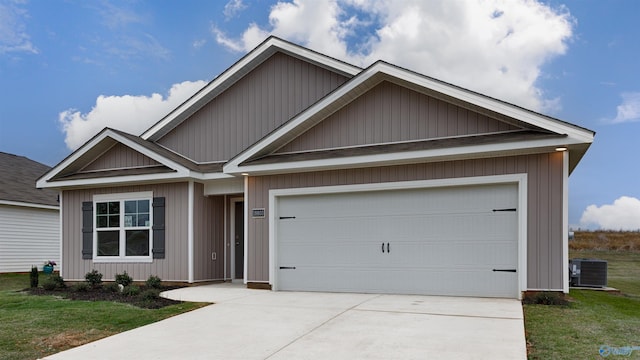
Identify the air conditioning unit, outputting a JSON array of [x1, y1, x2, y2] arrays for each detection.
[[569, 259, 607, 288]]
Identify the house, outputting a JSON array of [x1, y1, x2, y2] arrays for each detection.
[[37, 37, 594, 298], [0, 152, 59, 273]]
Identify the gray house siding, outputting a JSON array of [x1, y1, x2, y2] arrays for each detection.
[[247, 152, 564, 290], [193, 182, 225, 281], [82, 143, 160, 172], [276, 81, 520, 153], [157, 52, 350, 163], [61, 182, 189, 282]]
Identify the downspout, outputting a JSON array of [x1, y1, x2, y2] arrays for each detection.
[[188, 181, 194, 283], [243, 175, 249, 285]]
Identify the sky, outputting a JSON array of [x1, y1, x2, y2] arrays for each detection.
[[1, 0, 639, 230]]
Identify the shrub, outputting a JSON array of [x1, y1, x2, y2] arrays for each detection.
[[71, 282, 89, 292], [50, 274, 66, 288], [122, 285, 140, 297], [30, 266, 38, 288], [104, 282, 121, 293], [115, 271, 133, 287], [141, 289, 161, 301], [522, 291, 569, 306], [85, 269, 103, 288], [146, 275, 162, 289], [42, 278, 57, 291]]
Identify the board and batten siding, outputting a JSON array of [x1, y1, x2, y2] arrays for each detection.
[[0, 204, 59, 273], [276, 81, 520, 153], [247, 152, 564, 290], [61, 183, 189, 282], [82, 143, 160, 172], [193, 182, 225, 281], [157, 52, 350, 163]]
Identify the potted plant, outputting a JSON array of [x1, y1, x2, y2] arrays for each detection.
[[43, 260, 56, 274]]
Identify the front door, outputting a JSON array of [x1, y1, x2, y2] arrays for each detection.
[[234, 201, 244, 279]]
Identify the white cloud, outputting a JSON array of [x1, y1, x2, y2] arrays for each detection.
[[580, 196, 640, 231], [0, 0, 38, 54], [212, 0, 574, 112], [609, 92, 640, 124], [224, 0, 247, 20], [59, 80, 207, 150]]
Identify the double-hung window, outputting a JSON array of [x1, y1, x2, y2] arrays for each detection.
[[94, 192, 153, 262]]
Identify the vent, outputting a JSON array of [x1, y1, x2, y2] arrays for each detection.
[[570, 259, 607, 288]]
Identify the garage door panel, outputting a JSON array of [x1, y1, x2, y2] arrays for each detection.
[[276, 183, 519, 298]]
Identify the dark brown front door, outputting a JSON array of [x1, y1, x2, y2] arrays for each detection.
[[234, 201, 244, 279]]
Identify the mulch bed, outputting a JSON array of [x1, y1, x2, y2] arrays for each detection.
[[28, 285, 184, 309]]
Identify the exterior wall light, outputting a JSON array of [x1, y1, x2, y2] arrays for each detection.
[[555, 147, 568, 152]]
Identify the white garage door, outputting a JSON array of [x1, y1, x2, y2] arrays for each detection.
[[275, 183, 519, 298]]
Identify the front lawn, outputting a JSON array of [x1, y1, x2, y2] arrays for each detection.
[[524, 248, 640, 359], [0, 273, 207, 360]]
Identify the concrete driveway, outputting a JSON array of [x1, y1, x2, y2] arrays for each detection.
[[43, 283, 526, 359]]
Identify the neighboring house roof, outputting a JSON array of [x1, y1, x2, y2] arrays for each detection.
[[0, 152, 59, 208], [37, 36, 595, 189]]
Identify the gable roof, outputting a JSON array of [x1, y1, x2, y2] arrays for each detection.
[[224, 60, 594, 175], [36, 128, 231, 189], [38, 37, 595, 189], [0, 152, 59, 208], [141, 36, 362, 141]]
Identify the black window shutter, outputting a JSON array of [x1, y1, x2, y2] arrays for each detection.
[[152, 197, 166, 259], [81, 201, 93, 259]]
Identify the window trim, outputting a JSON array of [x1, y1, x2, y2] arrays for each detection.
[[93, 191, 153, 263]]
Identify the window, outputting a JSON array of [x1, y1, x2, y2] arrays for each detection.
[[94, 192, 152, 262]]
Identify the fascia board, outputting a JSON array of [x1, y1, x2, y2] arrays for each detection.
[[141, 37, 361, 141], [38, 171, 191, 189], [0, 200, 59, 210], [226, 62, 593, 174], [378, 64, 595, 143], [226, 136, 577, 175]]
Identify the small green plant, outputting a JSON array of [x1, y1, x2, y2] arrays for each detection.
[[49, 274, 66, 288], [146, 275, 162, 289], [85, 269, 103, 288], [71, 282, 89, 292], [104, 282, 121, 293], [115, 271, 133, 287], [141, 289, 161, 301], [29, 266, 38, 288], [122, 285, 140, 297], [41, 278, 58, 291], [522, 291, 569, 306]]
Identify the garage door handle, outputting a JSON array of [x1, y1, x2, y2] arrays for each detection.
[[381, 242, 385, 253], [387, 242, 390, 253], [492, 269, 516, 272]]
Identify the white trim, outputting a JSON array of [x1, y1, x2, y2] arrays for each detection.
[[226, 62, 594, 173], [92, 191, 154, 263], [562, 150, 570, 293], [59, 191, 63, 277], [0, 199, 59, 210], [37, 129, 193, 189], [243, 176, 249, 285], [188, 181, 195, 283], [223, 194, 228, 280], [228, 137, 576, 175], [268, 174, 527, 299], [141, 37, 361, 140]]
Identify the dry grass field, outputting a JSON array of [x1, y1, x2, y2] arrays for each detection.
[[569, 230, 640, 252]]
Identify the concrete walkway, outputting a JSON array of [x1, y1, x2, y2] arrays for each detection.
[[43, 283, 526, 359]]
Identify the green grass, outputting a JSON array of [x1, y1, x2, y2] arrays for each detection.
[[524, 250, 640, 359], [0, 273, 207, 360]]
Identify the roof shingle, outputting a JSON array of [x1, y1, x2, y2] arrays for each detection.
[[0, 152, 59, 207]]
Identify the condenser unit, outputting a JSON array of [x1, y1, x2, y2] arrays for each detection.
[[569, 259, 607, 288]]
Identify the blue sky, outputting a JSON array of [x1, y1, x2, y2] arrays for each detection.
[[1, 0, 639, 230]]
